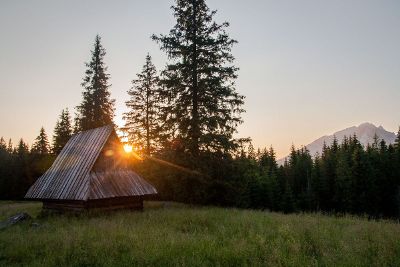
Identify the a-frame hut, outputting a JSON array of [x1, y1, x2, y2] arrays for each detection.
[[25, 125, 157, 212]]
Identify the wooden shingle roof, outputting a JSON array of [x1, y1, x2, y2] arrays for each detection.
[[25, 125, 157, 200]]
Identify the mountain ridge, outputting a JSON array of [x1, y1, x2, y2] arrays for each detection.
[[277, 122, 397, 165]]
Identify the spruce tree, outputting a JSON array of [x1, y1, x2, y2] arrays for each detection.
[[123, 54, 161, 156], [282, 180, 295, 213], [7, 139, 13, 153], [31, 127, 50, 155], [393, 127, 400, 217], [52, 108, 73, 154], [268, 146, 278, 168], [15, 139, 31, 198], [17, 139, 29, 155], [319, 143, 332, 211], [0, 137, 6, 151], [394, 127, 400, 151], [259, 146, 278, 176], [75, 35, 115, 131], [335, 149, 352, 211], [311, 154, 322, 210], [152, 0, 245, 157], [247, 143, 256, 160], [0, 138, 7, 199]]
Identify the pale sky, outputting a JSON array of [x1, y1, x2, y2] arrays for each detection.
[[0, 0, 399, 158]]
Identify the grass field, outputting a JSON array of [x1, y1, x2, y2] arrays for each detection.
[[0, 201, 399, 267]]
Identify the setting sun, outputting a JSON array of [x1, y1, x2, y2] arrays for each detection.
[[123, 144, 133, 153]]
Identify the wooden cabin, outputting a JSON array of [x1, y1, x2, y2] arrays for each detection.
[[25, 125, 157, 212]]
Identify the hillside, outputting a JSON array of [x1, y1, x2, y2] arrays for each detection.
[[278, 122, 397, 164], [1, 201, 399, 267]]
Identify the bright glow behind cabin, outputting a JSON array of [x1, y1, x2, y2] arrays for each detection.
[[123, 144, 133, 153]]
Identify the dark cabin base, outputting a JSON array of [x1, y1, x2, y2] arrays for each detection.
[[42, 196, 144, 213]]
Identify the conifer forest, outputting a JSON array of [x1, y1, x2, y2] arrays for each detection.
[[1, 0, 400, 220]]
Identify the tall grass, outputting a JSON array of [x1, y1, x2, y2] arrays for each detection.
[[0, 201, 399, 267]]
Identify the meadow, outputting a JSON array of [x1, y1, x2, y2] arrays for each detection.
[[0, 201, 399, 267]]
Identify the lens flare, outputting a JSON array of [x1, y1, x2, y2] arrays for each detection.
[[123, 144, 133, 153]]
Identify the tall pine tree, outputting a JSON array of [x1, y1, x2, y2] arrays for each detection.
[[75, 35, 115, 132], [123, 54, 161, 156], [53, 108, 73, 154], [152, 0, 245, 157]]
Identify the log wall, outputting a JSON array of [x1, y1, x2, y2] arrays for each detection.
[[42, 196, 144, 212]]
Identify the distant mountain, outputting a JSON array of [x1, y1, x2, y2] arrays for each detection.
[[277, 122, 397, 165]]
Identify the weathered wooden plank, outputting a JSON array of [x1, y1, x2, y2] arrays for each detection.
[[56, 131, 91, 199], [25, 126, 113, 200], [63, 127, 103, 199], [87, 170, 157, 199], [55, 130, 92, 199]]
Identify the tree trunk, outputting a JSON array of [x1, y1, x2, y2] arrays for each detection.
[[146, 83, 150, 156], [191, 0, 199, 156]]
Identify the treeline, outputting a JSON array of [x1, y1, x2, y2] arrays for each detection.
[[138, 133, 400, 219], [0, 110, 73, 199], [1, 0, 399, 219], [2, 129, 400, 219], [0, 130, 54, 199]]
